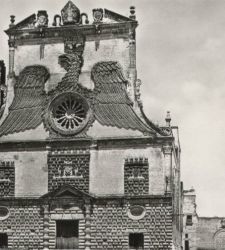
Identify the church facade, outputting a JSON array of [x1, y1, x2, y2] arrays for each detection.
[[0, 2, 182, 249]]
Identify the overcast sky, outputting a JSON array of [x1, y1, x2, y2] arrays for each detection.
[[1, 0, 225, 216]]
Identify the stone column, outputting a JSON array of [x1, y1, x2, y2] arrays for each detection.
[[162, 144, 173, 194], [43, 205, 49, 250], [85, 202, 92, 250]]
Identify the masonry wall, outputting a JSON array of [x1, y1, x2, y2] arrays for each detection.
[[0, 204, 44, 250], [0, 151, 48, 197], [0, 198, 173, 250], [0, 161, 15, 197], [13, 38, 129, 91], [182, 191, 198, 250], [90, 146, 165, 196], [91, 199, 173, 250], [196, 217, 223, 250], [0, 144, 166, 197]]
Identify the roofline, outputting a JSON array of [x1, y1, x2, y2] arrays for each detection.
[[139, 105, 173, 137]]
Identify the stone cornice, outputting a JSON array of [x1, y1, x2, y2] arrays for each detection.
[[0, 136, 174, 151], [0, 195, 172, 206], [5, 21, 138, 47]]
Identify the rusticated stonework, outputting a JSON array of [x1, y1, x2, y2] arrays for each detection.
[[91, 199, 173, 250], [0, 204, 43, 249], [48, 149, 90, 193], [0, 161, 15, 197], [124, 158, 149, 196]]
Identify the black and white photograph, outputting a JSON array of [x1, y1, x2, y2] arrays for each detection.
[[0, 0, 224, 249]]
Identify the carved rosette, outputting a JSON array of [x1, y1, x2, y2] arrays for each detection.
[[44, 90, 94, 137]]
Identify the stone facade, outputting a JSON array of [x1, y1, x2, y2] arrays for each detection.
[[91, 198, 173, 249], [0, 1, 182, 250]]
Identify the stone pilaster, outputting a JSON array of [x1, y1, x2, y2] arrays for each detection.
[[8, 39, 15, 79], [128, 30, 137, 103], [43, 205, 49, 250], [162, 144, 173, 194], [85, 202, 92, 250]]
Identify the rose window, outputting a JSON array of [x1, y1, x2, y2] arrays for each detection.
[[48, 93, 90, 135]]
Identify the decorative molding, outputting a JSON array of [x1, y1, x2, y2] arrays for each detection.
[[0, 206, 10, 221], [36, 10, 48, 28], [52, 15, 62, 27], [43, 39, 95, 138], [85, 203, 91, 250], [125, 157, 148, 166], [162, 144, 172, 155], [93, 9, 103, 23], [104, 8, 133, 22], [46, 92, 92, 136], [43, 204, 49, 250], [8, 13, 36, 30], [127, 205, 146, 220], [61, 1, 81, 25], [135, 79, 142, 106], [51, 213, 84, 220]]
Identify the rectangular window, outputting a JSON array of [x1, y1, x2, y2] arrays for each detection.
[[186, 215, 193, 226], [56, 220, 79, 249], [0, 233, 8, 248], [129, 233, 144, 249]]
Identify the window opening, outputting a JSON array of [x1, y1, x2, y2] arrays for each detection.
[[186, 215, 193, 226], [129, 233, 144, 249], [0, 233, 8, 248]]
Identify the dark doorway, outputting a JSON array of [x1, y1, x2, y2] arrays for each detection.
[[129, 233, 144, 249], [0, 233, 8, 248], [56, 220, 79, 249], [185, 240, 189, 250]]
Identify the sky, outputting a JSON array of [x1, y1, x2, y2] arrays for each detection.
[[0, 0, 225, 216]]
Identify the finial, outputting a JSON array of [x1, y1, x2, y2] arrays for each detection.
[[93, 9, 103, 23], [9, 15, 15, 28], [165, 111, 171, 127], [36, 10, 48, 27], [61, 1, 80, 25], [129, 6, 136, 20]]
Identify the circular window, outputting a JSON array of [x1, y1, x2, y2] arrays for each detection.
[[0, 207, 10, 220], [127, 205, 146, 220], [48, 92, 90, 135]]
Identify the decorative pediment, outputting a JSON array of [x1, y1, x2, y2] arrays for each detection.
[[9, 14, 36, 30], [41, 185, 94, 199], [104, 9, 133, 23]]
